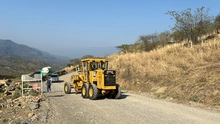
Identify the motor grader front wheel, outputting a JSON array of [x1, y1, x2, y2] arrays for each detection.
[[113, 84, 121, 99], [89, 84, 98, 100], [81, 83, 89, 98], [64, 82, 71, 94]]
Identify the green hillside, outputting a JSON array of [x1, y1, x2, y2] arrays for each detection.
[[0, 39, 68, 78]]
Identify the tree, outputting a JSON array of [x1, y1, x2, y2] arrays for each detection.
[[192, 7, 214, 41], [166, 7, 213, 44], [137, 33, 159, 52], [214, 14, 220, 34], [116, 44, 133, 53], [166, 8, 193, 42], [159, 31, 170, 46]]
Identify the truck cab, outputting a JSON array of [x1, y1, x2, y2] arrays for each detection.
[[51, 74, 59, 82]]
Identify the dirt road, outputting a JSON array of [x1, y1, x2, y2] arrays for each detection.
[[44, 72, 220, 124]]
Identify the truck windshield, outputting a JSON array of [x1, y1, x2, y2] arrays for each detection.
[[51, 74, 58, 77]]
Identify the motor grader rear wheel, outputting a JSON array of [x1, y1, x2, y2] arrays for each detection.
[[89, 84, 98, 100], [81, 83, 89, 98], [64, 82, 71, 94]]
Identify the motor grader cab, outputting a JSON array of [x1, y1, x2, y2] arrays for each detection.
[[64, 58, 121, 100]]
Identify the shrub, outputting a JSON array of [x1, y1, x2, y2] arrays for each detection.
[[189, 95, 200, 103], [12, 89, 21, 100], [3, 118, 9, 123], [29, 89, 39, 96], [15, 85, 21, 90], [23, 83, 29, 88]]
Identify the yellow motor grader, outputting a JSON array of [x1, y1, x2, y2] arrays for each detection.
[[64, 58, 121, 100]]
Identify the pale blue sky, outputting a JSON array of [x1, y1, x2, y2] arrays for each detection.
[[0, 0, 219, 58]]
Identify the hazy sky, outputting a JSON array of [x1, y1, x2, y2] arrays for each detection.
[[0, 0, 219, 58]]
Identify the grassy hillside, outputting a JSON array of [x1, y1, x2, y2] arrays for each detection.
[[0, 39, 68, 77], [108, 36, 220, 110]]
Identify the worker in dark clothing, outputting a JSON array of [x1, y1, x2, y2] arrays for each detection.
[[46, 78, 52, 92]]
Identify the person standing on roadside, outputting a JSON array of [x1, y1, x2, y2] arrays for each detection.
[[46, 78, 52, 92]]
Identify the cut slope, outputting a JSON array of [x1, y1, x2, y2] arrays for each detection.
[[107, 37, 220, 109]]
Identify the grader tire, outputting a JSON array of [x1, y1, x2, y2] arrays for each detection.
[[81, 83, 89, 98], [114, 84, 121, 99], [89, 84, 98, 100], [64, 82, 71, 94]]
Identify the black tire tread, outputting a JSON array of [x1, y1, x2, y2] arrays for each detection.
[[81, 83, 89, 98], [89, 84, 98, 100], [114, 84, 121, 99], [64, 82, 71, 94]]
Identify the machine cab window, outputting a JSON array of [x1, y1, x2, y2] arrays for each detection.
[[90, 61, 108, 70], [100, 61, 108, 70]]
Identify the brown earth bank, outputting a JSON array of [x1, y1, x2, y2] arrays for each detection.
[[0, 95, 50, 124], [107, 37, 220, 111], [0, 79, 52, 124]]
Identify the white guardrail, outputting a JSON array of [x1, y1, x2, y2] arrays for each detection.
[[21, 74, 43, 96]]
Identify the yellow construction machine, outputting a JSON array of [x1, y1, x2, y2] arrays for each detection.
[[64, 58, 121, 100]]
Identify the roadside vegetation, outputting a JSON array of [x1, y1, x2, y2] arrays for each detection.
[[108, 36, 220, 109], [107, 7, 220, 110], [63, 7, 220, 110]]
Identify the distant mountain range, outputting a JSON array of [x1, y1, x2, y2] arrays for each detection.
[[0, 39, 69, 77]]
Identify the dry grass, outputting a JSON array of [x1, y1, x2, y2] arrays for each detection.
[[107, 36, 220, 109]]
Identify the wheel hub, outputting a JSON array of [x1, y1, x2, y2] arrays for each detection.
[[89, 87, 93, 97]]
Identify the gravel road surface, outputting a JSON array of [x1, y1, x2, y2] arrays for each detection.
[[44, 72, 220, 124]]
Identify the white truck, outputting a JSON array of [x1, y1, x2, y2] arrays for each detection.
[[51, 74, 59, 82]]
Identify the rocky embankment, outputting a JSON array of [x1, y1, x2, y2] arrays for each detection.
[[0, 80, 51, 124]]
